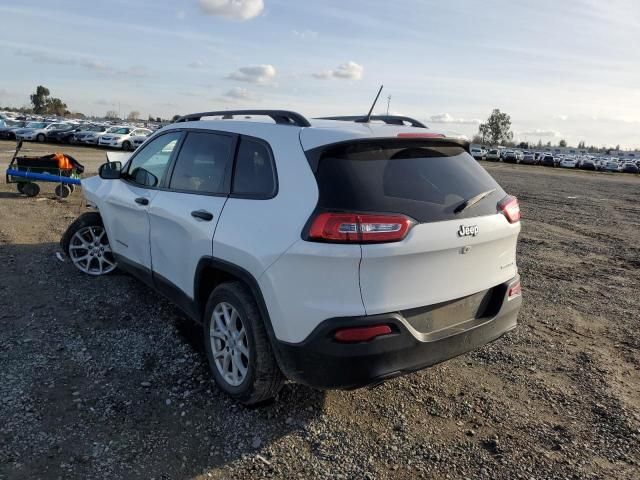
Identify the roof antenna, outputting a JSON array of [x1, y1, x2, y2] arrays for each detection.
[[363, 85, 383, 123]]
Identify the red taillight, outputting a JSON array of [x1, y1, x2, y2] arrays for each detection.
[[334, 325, 392, 343], [396, 132, 446, 138], [508, 280, 522, 300], [308, 212, 415, 243], [498, 195, 521, 223]]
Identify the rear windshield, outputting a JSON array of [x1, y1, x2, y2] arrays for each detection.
[[311, 140, 505, 223]]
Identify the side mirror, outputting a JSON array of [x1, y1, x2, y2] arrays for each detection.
[[99, 161, 122, 179]]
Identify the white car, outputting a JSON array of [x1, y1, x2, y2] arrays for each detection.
[[470, 147, 485, 160], [486, 149, 501, 161], [560, 157, 578, 168], [98, 127, 152, 150], [61, 110, 522, 404], [15, 122, 68, 142], [129, 132, 152, 150]]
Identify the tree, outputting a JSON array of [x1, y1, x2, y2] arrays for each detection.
[[171, 114, 181, 122], [559, 139, 567, 148], [30, 85, 50, 114], [127, 110, 140, 121], [105, 110, 119, 119], [46, 97, 67, 116], [477, 109, 513, 146]]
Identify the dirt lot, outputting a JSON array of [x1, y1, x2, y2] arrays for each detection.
[[0, 139, 639, 479]]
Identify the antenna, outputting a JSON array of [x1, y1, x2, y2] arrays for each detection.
[[363, 85, 383, 123]]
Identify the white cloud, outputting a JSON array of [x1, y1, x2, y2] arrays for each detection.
[[227, 64, 276, 84], [519, 129, 561, 137], [428, 113, 481, 125], [198, 0, 264, 21], [292, 29, 318, 39], [188, 60, 206, 69], [312, 61, 363, 80], [556, 114, 569, 121], [220, 87, 257, 102]]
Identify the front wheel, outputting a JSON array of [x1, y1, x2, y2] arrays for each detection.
[[203, 282, 283, 405], [61, 212, 117, 276], [122, 140, 132, 151], [36, 133, 45, 143]]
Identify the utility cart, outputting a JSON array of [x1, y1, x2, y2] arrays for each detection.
[[5, 140, 84, 198]]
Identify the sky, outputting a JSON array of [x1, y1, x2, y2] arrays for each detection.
[[1, 0, 639, 148]]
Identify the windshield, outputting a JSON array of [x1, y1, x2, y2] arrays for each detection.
[[112, 128, 130, 134], [26, 122, 47, 128]]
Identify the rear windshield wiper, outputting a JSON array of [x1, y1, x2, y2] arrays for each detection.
[[454, 188, 496, 214]]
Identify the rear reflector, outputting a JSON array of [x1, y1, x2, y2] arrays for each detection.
[[498, 195, 521, 223], [334, 325, 392, 343], [396, 132, 446, 138], [508, 280, 522, 300], [308, 212, 415, 243]]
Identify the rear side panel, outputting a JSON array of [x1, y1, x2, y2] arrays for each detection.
[[360, 215, 519, 314]]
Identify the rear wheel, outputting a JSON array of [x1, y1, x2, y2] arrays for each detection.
[[61, 212, 117, 276], [22, 182, 40, 197], [203, 282, 283, 405], [122, 140, 132, 151], [16, 183, 26, 194], [55, 184, 72, 199], [36, 133, 45, 143]]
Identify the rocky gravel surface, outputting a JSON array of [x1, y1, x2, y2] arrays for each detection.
[[0, 141, 639, 479]]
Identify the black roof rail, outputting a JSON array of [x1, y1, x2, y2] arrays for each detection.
[[174, 110, 311, 127], [316, 115, 427, 129]]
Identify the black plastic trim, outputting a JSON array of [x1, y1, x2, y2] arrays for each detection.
[[317, 115, 427, 128]]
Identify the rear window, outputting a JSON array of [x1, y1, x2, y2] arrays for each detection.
[[312, 140, 505, 223]]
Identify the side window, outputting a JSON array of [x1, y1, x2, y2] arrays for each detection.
[[126, 132, 181, 187], [232, 138, 276, 198], [168, 131, 234, 194]]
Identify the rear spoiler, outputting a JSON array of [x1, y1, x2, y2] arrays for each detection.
[[304, 136, 471, 173]]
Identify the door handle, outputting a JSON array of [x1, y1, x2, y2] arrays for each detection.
[[191, 210, 214, 221], [134, 197, 149, 206]]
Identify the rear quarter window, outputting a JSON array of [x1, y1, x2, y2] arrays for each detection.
[[231, 137, 277, 198], [311, 140, 505, 223]]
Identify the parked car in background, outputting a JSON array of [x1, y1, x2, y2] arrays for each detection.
[[503, 150, 518, 163], [80, 125, 112, 145], [560, 157, 578, 168], [46, 123, 79, 143], [605, 161, 620, 172], [0, 120, 28, 139], [130, 133, 151, 150], [15, 122, 67, 142], [621, 162, 639, 174], [520, 152, 537, 165], [580, 158, 596, 171], [486, 149, 501, 161], [98, 127, 152, 150], [470, 147, 485, 160]]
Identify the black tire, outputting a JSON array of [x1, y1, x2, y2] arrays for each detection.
[[68, 184, 76, 193], [16, 183, 26, 194], [36, 133, 45, 143], [122, 141, 132, 151], [203, 282, 284, 405], [55, 184, 72, 199], [22, 182, 40, 197]]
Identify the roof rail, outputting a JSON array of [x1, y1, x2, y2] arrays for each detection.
[[174, 110, 311, 127], [316, 115, 427, 129]]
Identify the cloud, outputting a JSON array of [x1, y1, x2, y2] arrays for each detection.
[[556, 114, 569, 121], [198, 0, 263, 20], [428, 113, 481, 125], [312, 61, 363, 80], [220, 87, 257, 102], [227, 64, 276, 84], [15, 49, 74, 65], [188, 60, 206, 69], [519, 129, 561, 137], [292, 29, 318, 39]]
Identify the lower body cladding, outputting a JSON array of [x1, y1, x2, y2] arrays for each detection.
[[275, 275, 521, 389]]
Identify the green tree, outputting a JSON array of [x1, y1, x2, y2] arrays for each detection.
[[478, 109, 513, 146], [46, 97, 67, 116], [559, 139, 567, 147], [30, 85, 50, 114], [171, 114, 181, 122]]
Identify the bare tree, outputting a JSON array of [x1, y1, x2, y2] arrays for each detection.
[[105, 110, 119, 120], [127, 110, 140, 121]]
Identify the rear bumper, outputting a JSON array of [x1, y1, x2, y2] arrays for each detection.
[[275, 276, 521, 390]]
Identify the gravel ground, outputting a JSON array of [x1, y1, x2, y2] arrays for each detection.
[[0, 140, 639, 479]]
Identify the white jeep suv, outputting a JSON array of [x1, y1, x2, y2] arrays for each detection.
[[61, 110, 522, 404]]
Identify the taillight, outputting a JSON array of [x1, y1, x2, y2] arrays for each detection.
[[508, 280, 522, 300], [334, 324, 392, 343], [308, 212, 415, 243], [498, 195, 521, 223]]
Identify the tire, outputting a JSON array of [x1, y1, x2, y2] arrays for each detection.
[[68, 184, 76, 193], [122, 141, 132, 151], [22, 182, 40, 197], [203, 282, 284, 405], [60, 212, 117, 276], [36, 133, 45, 143], [16, 183, 26, 194], [55, 184, 72, 199]]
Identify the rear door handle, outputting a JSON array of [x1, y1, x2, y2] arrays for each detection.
[[134, 197, 149, 206], [191, 210, 214, 221]]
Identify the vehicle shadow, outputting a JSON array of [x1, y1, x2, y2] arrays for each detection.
[[0, 242, 326, 480]]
